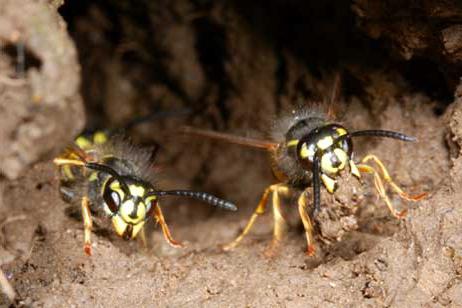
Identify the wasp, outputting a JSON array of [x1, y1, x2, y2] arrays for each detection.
[[182, 83, 426, 256], [54, 132, 236, 256]]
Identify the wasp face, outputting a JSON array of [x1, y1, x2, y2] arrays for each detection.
[[296, 124, 353, 190], [102, 177, 156, 240]]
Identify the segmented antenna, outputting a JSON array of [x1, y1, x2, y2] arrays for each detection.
[[316, 129, 416, 156], [312, 156, 322, 217], [351, 130, 416, 142], [150, 190, 237, 211], [309, 128, 415, 218]]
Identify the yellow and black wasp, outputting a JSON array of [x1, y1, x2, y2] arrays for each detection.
[[54, 132, 236, 256], [182, 83, 426, 256]]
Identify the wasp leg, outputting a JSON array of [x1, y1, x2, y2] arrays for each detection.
[[53, 158, 85, 167], [139, 226, 147, 249], [222, 183, 288, 252], [357, 163, 407, 218], [59, 185, 77, 203], [298, 190, 316, 256], [264, 185, 290, 257], [361, 154, 427, 201], [153, 205, 183, 248], [81, 196, 93, 256]]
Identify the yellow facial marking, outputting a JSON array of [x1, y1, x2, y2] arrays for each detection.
[[350, 160, 361, 179], [131, 222, 145, 239], [112, 216, 126, 236], [317, 136, 334, 150], [321, 154, 338, 174], [110, 180, 120, 190], [129, 185, 146, 197], [111, 181, 146, 199], [336, 128, 347, 136], [112, 216, 146, 239], [287, 139, 299, 147], [321, 174, 337, 193], [333, 148, 348, 170], [119, 200, 147, 224], [300, 143, 315, 160], [109, 181, 125, 200], [146, 195, 157, 204], [300, 143, 309, 159]]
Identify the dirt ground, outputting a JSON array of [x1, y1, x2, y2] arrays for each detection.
[[1, 0, 462, 307]]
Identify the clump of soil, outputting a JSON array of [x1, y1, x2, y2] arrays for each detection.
[[0, 0, 84, 181], [0, 0, 462, 306]]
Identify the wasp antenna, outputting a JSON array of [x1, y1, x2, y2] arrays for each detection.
[[351, 130, 416, 142], [312, 156, 322, 217], [85, 162, 131, 195], [64, 144, 89, 161], [151, 190, 237, 211]]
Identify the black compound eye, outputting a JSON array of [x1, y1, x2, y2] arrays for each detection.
[[103, 187, 121, 213]]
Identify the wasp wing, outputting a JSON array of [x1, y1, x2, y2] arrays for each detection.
[[180, 126, 278, 151]]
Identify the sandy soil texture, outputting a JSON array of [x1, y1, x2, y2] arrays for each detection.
[[1, 0, 462, 307]]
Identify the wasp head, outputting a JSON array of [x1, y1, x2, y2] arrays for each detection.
[[102, 176, 156, 240], [296, 124, 353, 176]]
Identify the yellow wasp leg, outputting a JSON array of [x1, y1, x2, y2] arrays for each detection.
[[153, 205, 183, 248], [264, 184, 290, 257], [81, 196, 93, 256], [361, 154, 427, 201], [222, 183, 289, 251], [357, 163, 407, 218], [297, 191, 316, 256], [53, 158, 85, 166]]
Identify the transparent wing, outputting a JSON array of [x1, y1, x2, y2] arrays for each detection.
[[180, 126, 278, 151]]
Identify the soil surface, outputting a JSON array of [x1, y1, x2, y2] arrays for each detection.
[[0, 89, 456, 307], [1, 0, 462, 307]]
